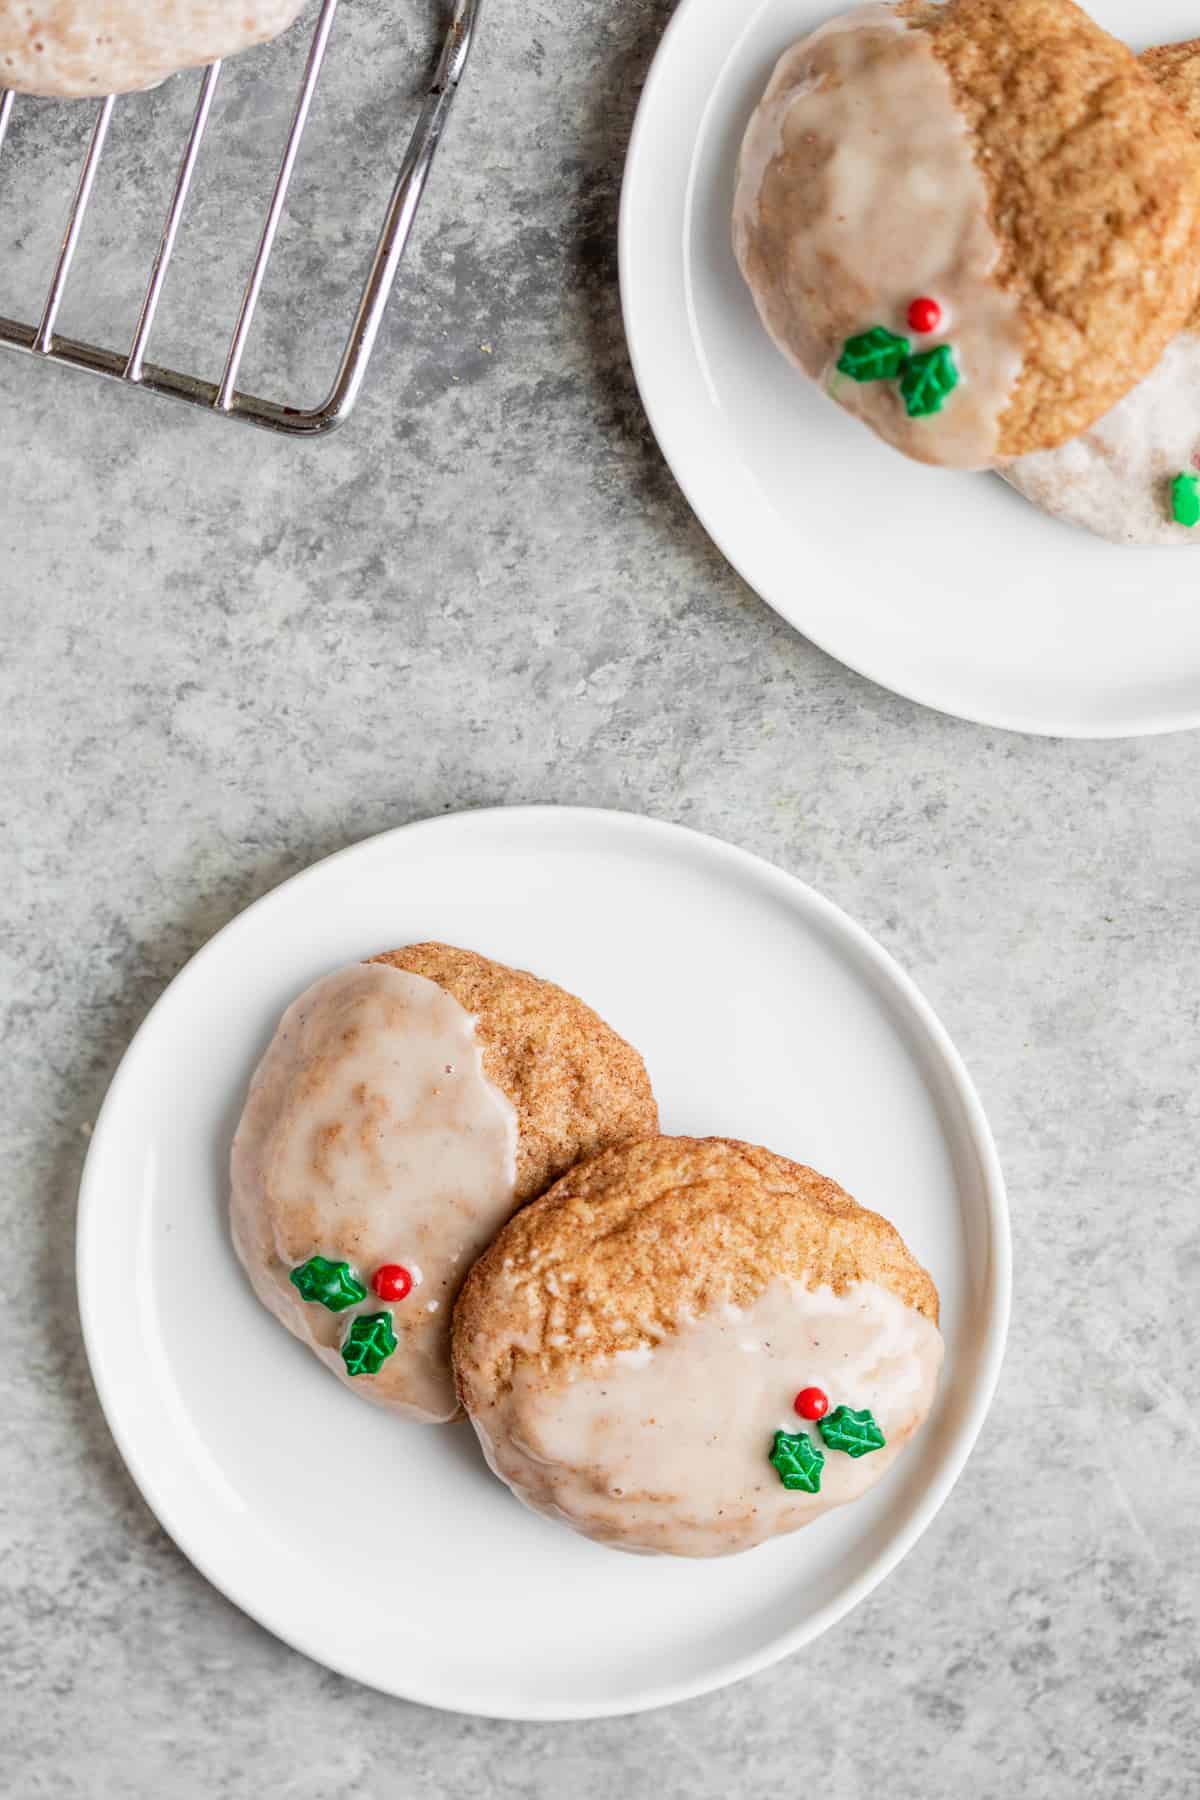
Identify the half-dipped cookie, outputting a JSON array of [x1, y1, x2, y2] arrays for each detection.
[[733, 0, 1200, 469], [454, 1135, 943, 1556], [231, 945, 657, 1422]]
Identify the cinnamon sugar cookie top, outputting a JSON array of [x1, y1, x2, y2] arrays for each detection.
[[1002, 40, 1200, 545], [1143, 36, 1200, 119], [1140, 39, 1200, 330], [454, 1135, 938, 1399]]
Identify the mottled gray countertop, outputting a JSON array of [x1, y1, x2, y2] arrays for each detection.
[[2, 1, 1198, 1795]]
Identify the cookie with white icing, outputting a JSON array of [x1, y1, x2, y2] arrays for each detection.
[[230, 946, 658, 1423], [454, 1136, 943, 1557], [733, 0, 1200, 470], [1005, 41, 1200, 544], [0, 0, 309, 96]]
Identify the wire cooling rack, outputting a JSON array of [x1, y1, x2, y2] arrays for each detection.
[[0, 0, 479, 435]]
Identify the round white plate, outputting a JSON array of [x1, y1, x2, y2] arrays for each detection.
[[620, 0, 1200, 737], [78, 807, 1009, 1719]]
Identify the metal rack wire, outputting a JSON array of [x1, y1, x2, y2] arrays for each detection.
[[0, 0, 480, 435]]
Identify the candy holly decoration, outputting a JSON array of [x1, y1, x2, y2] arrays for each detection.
[[290, 1255, 367, 1313], [900, 345, 959, 418], [906, 295, 942, 334], [341, 1311, 398, 1377], [837, 325, 910, 383], [1172, 471, 1200, 528], [835, 312, 959, 420], [372, 1263, 414, 1302], [769, 1429, 825, 1494], [769, 1395, 886, 1486], [818, 1405, 887, 1459], [793, 1386, 829, 1421]]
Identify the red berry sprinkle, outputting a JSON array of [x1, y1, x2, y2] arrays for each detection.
[[907, 296, 942, 334], [794, 1387, 829, 1421], [372, 1264, 413, 1302]]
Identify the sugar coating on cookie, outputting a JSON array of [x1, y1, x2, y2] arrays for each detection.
[[1002, 332, 1200, 544], [733, 0, 1200, 470], [231, 949, 657, 1423], [1004, 42, 1200, 545], [454, 1137, 943, 1556]]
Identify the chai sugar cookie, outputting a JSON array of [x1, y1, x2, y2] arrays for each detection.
[[1004, 41, 1200, 544], [453, 1136, 943, 1556], [733, 0, 1200, 470], [230, 945, 658, 1423]]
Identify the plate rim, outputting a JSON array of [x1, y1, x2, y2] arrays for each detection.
[[617, 0, 1200, 741], [76, 804, 1012, 1719]]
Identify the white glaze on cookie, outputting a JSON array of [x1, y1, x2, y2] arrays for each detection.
[[733, 4, 1023, 469], [1004, 331, 1200, 545], [467, 1277, 944, 1555], [231, 962, 517, 1422]]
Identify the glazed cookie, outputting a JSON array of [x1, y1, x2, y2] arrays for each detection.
[[1005, 41, 1200, 544], [733, 0, 1200, 470], [0, 0, 308, 96], [454, 1136, 943, 1556], [230, 946, 657, 1423]]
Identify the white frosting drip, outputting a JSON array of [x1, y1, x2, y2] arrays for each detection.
[[231, 962, 518, 1422], [1004, 331, 1200, 545], [468, 1276, 944, 1556], [733, 4, 1023, 469]]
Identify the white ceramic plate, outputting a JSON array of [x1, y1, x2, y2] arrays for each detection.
[[77, 807, 1009, 1719], [620, 0, 1200, 737]]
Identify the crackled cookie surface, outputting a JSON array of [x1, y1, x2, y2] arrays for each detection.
[[454, 1136, 943, 1555], [1004, 41, 1200, 544], [733, 0, 1200, 470], [231, 947, 657, 1422]]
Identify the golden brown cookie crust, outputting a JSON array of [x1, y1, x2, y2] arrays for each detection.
[[1142, 38, 1200, 122], [900, 0, 1200, 457], [1140, 41, 1200, 330], [454, 1134, 938, 1408], [371, 944, 658, 1208]]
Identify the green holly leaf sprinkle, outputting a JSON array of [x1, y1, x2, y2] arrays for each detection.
[[289, 1255, 367, 1313], [769, 1428, 825, 1494], [341, 1311, 397, 1377], [1172, 471, 1200, 528], [899, 344, 959, 418], [818, 1405, 886, 1458], [836, 325, 910, 383]]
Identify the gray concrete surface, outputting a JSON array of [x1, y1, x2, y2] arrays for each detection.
[[2, 1, 1197, 1794]]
